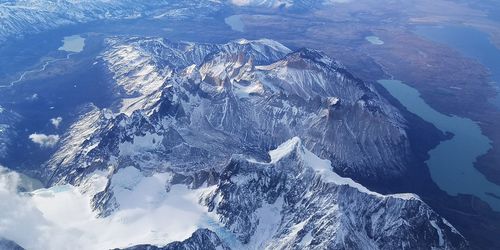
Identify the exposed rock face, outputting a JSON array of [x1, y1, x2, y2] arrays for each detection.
[[203, 138, 467, 249], [46, 37, 411, 186], [0, 106, 20, 159], [35, 38, 467, 249], [120, 229, 230, 250], [105, 138, 467, 249], [0, 237, 25, 250]]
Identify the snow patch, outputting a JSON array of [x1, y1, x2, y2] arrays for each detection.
[[111, 166, 172, 209], [269, 137, 420, 201], [269, 137, 301, 163], [119, 132, 164, 156], [247, 196, 284, 249], [430, 220, 445, 247]]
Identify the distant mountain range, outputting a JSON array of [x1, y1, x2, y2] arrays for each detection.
[[0, 0, 335, 44], [0, 0, 218, 43]]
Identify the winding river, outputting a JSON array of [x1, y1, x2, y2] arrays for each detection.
[[1, 35, 85, 88], [379, 79, 500, 211]]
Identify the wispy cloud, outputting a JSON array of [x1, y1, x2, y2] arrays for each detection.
[[0, 166, 52, 249], [50, 117, 63, 129]]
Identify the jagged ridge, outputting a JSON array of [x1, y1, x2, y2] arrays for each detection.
[[46, 37, 412, 186], [202, 137, 467, 249]]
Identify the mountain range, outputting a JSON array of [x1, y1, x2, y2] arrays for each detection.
[[15, 37, 467, 249]]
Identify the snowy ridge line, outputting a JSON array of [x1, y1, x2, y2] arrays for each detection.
[[205, 137, 467, 249], [21, 36, 466, 249], [49, 36, 412, 190], [248, 137, 420, 201]]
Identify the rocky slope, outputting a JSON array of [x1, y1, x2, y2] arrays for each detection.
[[28, 37, 468, 249], [93, 138, 466, 249], [121, 229, 230, 250], [45, 37, 412, 186], [200, 137, 467, 249], [0, 106, 20, 159], [0, 238, 24, 250]]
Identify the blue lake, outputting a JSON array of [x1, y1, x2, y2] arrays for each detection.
[[58, 35, 86, 53], [414, 25, 500, 109], [379, 79, 500, 211]]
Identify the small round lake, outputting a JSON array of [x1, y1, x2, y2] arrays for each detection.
[[58, 35, 86, 53], [379, 79, 500, 211]]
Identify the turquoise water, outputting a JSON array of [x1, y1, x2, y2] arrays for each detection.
[[365, 36, 384, 45], [415, 25, 500, 109], [379, 79, 500, 211], [58, 35, 86, 53], [225, 15, 245, 32]]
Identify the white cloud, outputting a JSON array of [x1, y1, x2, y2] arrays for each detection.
[[50, 117, 63, 129], [29, 134, 60, 147], [0, 166, 53, 249], [0, 166, 224, 250], [26, 93, 39, 101]]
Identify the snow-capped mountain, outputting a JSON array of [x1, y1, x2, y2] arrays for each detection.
[[228, 0, 328, 8], [0, 0, 221, 44], [201, 137, 467, 249], [45, 37, 412, 187], [101, 138, 465, 249], [230, 0, 294, 8], [0, 37, 468, 249], [0, 0, 332, 45], [18, 138, 465, 249]]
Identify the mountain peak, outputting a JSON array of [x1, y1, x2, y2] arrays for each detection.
[[233, 38, 292, 54], [269, 136, 302, 163], [264, 137, 420, 201]]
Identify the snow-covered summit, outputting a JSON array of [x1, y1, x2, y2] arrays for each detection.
[[201, 137, 466, 249], [44, 37, 410, 188], [8, 36, 466, 249]]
